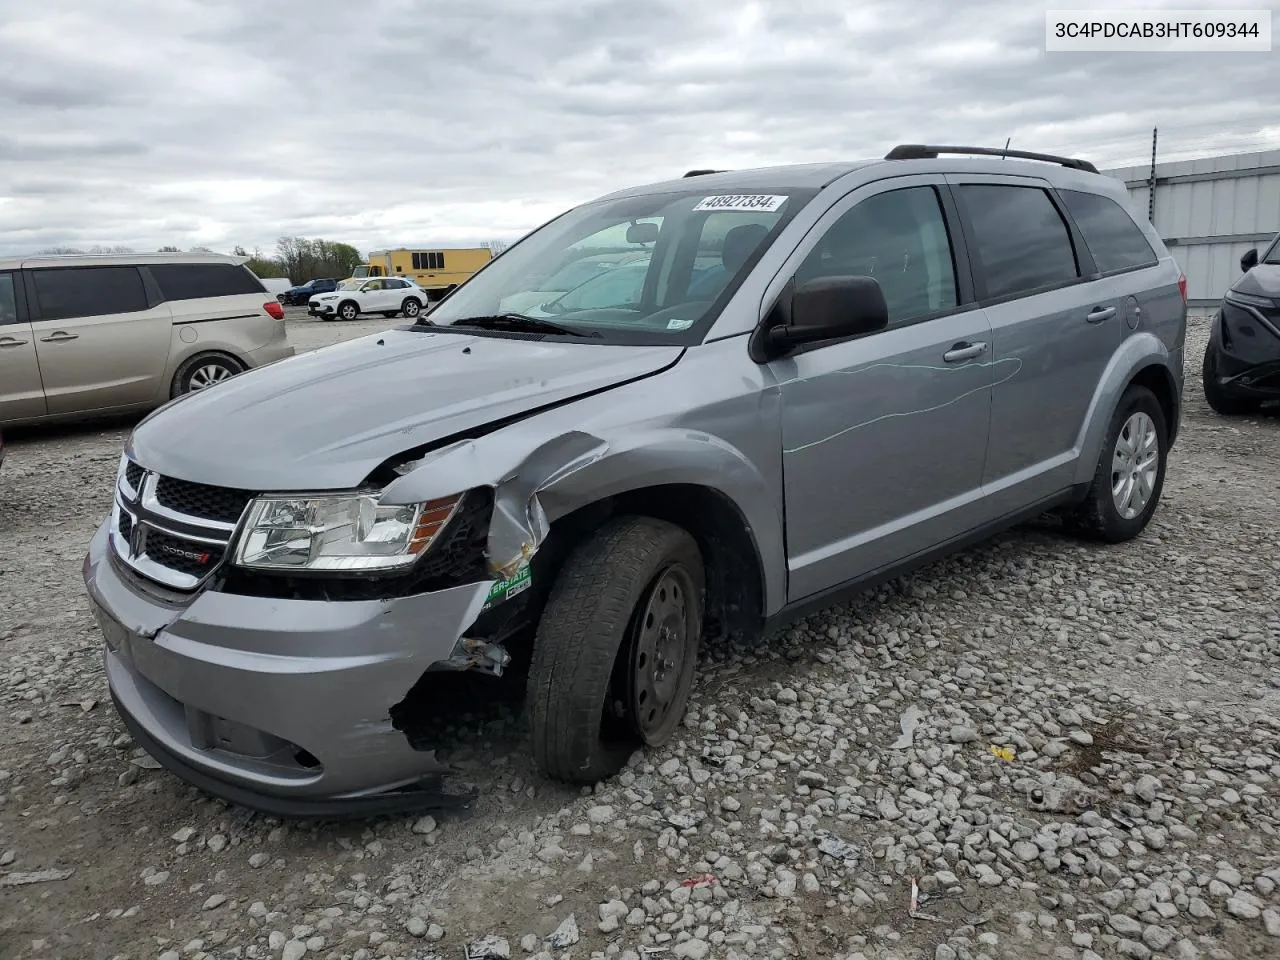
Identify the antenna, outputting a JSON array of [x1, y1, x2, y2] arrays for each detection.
[[1002, 137, 1011, 159]]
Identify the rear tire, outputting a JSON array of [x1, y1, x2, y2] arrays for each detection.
[[1068, 384, 1167, 543], [527, 516, 704, 784], [401, 298, 422, 319], [1202, 344, 1258, 416], [171, 353, 244, 398]]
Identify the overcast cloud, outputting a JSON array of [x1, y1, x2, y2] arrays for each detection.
[[1, 0, 1277, 257]]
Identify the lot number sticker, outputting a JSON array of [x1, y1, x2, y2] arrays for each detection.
[[693, 195, 787, 212]]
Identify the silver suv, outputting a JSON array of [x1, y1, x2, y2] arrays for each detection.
[[83, 145, 1187, 815]]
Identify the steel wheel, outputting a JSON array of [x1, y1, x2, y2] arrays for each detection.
[[626, 563, 697, 745], [1111, 411, 1159, 520], [188, 362, 236, 391]]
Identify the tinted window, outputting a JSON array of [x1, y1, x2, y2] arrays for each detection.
[[795, 185, 958, 327], [0, 273, 18, 325], [956, 185, 1079, 300], [1058, 189, 1158, 273], [32, 266, 148, 320], [150, 263, 265, 301]]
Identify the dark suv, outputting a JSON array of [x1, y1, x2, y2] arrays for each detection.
[[278, 278, 338, 306], [1202, 233, 1280, 414]]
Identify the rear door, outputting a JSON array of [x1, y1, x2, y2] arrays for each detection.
[[947, 176, 1118, 510], [27, 265, 173, 415], [0, 269, 47, 422]]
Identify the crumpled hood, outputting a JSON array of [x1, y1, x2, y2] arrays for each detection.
[[129, 328, 682, 491], [1233, 263, 1280, 300]]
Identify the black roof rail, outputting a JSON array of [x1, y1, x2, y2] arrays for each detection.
[[682, 169, 723, 178], [884, 143, 1099, 175]]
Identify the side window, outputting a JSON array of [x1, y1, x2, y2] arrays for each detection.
[[794, 185, 958, 327], [31, 266, 148, 321], [0, 272, 18, 325], [150, 263, 266, 301], [955, 184, 1080, 300], [1057, 189, 1158, 274]]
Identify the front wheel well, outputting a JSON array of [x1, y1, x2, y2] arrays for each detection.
[[1129, 363, 1180, 447], [542, 485, 767, 648]]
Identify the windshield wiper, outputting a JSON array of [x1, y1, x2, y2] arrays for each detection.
[[448, 313, 601, 337]]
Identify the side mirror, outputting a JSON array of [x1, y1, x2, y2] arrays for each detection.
[[626, 222, 659, 245], [768, 276, 888, 351], [1241, 248, 1259, 273]]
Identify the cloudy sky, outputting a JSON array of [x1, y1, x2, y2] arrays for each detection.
[[1, 0, 1277, 259]]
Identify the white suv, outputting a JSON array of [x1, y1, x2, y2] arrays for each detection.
[[308, 277, 426, 321]]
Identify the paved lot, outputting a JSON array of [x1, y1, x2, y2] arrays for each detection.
[[0, 314, 1278, 960]]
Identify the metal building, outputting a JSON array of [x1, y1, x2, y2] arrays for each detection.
[[1101, 149, 1280, 307]]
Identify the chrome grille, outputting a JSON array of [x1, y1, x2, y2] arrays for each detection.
[[111, 458, 247, 591]]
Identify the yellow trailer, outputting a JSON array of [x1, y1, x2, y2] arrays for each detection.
[[351, 247, 493, 300]]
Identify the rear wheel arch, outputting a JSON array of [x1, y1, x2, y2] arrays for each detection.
[[1128, 363, 1180, 447]]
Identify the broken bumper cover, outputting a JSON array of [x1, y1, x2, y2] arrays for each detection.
[[83, 520, 488, 816]]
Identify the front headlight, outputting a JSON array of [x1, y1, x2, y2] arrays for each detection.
[[232, 492, 462, 573]]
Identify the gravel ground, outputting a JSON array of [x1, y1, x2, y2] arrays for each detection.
[[1, 312, 1277, 960]]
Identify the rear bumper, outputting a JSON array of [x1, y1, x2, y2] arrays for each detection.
[[245, 341, 295, 368], [83, 520, 491, 815]]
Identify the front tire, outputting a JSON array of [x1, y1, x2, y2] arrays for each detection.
[[1202, 344, 1258, 416], [1068, 384, 1167, 543], [337, 301, 359, 321], [527, 516, 705, 784]]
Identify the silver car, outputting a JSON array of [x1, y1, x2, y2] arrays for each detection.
[[83, 144, 1187, 815]]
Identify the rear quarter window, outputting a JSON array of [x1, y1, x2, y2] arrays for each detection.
[[31, 266, 148, 320], [150, 263, 267, 301], [1057, 189, 1159, 274]]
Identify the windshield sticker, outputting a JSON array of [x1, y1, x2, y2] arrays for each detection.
[[667, 318, 695, 330], [693, 195, 787, 213]]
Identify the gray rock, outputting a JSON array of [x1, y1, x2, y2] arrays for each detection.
[[411, 816, 438, 835], [949, 726, 979, 744], [1110, 914, 1143, 936], [1134, 775, 1162, 803], [406, 917, 428, 937], [1226, 896, 1261, 920], [281, 941, 307, 960], [546, 915, 579, 948], [468, 934, 511, 958], [1262, 909, 1280, 937], [1143, 925, 1175, 951], [673, 940, 710, 960], [587, 805, 614, 824]]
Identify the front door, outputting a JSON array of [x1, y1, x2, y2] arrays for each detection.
[[27, 265, 173, 415], [772, 178, 994, 601], [0, 270, 47, 422]]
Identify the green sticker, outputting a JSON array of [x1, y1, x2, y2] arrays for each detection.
[[481, 564, 531, 611]]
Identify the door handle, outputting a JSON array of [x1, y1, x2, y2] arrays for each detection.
[[943, 341, 987, 363], [39, 331, 80, 342], [1086, 306, 1116, 324], [0, 336, 29, 348]]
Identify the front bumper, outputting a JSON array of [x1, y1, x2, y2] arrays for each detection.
[[83, 520, 490, 815], [308, 301, 337, 317], [1209, 306, 1280, 397]]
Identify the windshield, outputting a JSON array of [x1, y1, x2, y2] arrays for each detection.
[[336, 279, 363, 291], [424, 187, 815, 343]]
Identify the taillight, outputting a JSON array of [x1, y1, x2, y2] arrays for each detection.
[[264, 301, 284, 320], [1177, 274, 1188, 304]]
